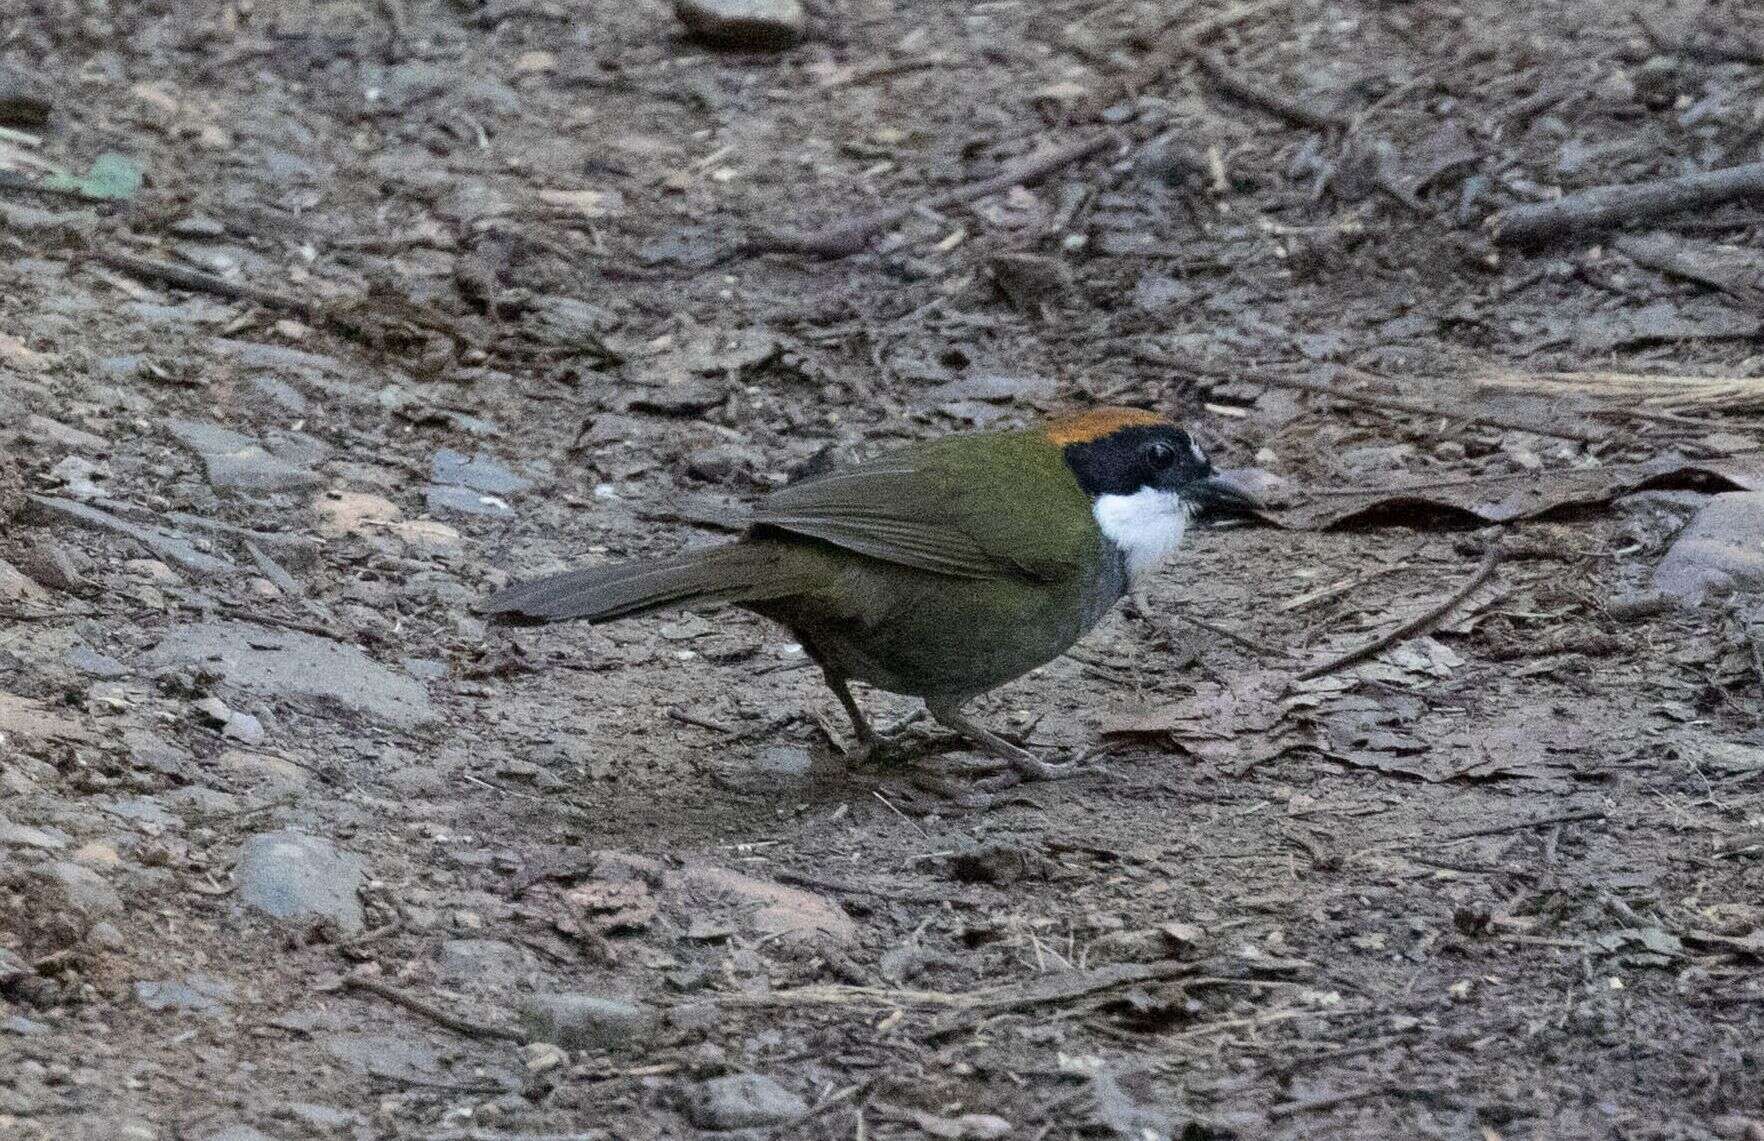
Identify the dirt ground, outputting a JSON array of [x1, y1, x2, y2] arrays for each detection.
[[3, 1, 1764, 1138]]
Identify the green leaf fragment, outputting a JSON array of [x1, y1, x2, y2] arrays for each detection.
[[44, 152, 144, 200]]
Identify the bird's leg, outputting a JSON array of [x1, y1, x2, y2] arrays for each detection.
[[824, 671, 876, 745], [822, 673, 934, 764], [923, 698, 1084, 782]]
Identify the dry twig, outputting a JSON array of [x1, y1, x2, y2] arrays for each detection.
[[340, 974, 526, 1043], [748, 133, 1112, 259], [1187, 42, 1346, 131], [1296, 547, 1502, 681]]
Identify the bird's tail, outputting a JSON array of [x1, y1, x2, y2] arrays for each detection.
[[482, 543, 810, 626]]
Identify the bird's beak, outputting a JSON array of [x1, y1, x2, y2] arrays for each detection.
[[1185, 469, 1262, 516]]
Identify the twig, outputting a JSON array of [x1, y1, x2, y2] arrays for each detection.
[[668, 706, 733, 734], [1254, 366, 1606, 443], [341, 974, 526, 1042], [1296, 547, 1502, 681], [1188, 42, 1346, 131], [1168, 605, 1277, 658], [1491, 161, 1764, 246], [771, 1080, 874, 1137], [688, 959, 1201, 1013], [1076, 0, 1291, 120], [748, 133, 1112, 258], [88, 249, 467, 353], [1611, 233, 1764, 313], [209, 604, 347, 642], [1432, 807, 1606, 844], [1270, 1086, 1396, 1119], [0, 607, 79, 621], [772, 870, 972, 907], [90, 250, 323, 319]]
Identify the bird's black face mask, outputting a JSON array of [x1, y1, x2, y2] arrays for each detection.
[[1065, 425, 1259, 518]]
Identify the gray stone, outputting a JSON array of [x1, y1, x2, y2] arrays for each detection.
[[14, 540, 88, 592], [124, 728, 196, 778], [66, 646, 129, 679], [424, 482, 516, 518], [431, 448, 531, 495], [674, 0, 805, 48], [686, 444, 762, 484], [210, 452, 317, 496], [134, 973, 236, 1016], [287, 1104, 359, 1132], [86, 921, 126, 950], [461, 77, 521, 117], [921, 373, 1056, 405], [0, 946, 26, 984], [102, 796, 177, 828], [377, 61, 451, 112], [32, 860, 122, 920], [438, 938, 528, 980], [195, 695, 234, 724], [235, 830, 365, 934], [527, 295, 612, 343], [202, 1127, 282, 1141], [29, 496, 238, 578], [96, 354, 146, 381], [211, 338, 351, 377], [166, 418, 260, 456], [27, 414, 109, 453], [48, 455, 107, 500], [164, 785, 243, 815], [146, 621, 435, 728], [0, 817, 69, 850], [521, 993, 658, 1051], [249, 375, 309, 414], [402, 657, 448, 681], [686, 1073, 807, 1130], [321, 1032, 445, 1079], [1655, 492, 1764, 602], [717, 744, 815, 795], [166, 418, 320, 495], [2, 1015, 48, 1035], [222, 710, 267, 745]]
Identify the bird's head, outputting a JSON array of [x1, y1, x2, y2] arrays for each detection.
[[1045, 407, 1257, 580]]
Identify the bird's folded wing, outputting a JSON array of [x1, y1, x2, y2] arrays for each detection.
[[748, 462, 1007, 579]]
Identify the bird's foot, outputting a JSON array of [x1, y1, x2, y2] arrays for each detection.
[[903, 744, 1103, 808], [842, 711, 952, 767]]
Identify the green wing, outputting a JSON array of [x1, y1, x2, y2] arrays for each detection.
[[748, 431, 1096, 581]]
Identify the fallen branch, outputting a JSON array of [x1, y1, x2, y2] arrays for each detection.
[[1296, 546, 1502, 681], [340, 974, 526, 1043], [747, 133, 1112, 258], [1491, 161, 1764, 246]]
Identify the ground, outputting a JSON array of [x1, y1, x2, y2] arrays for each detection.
[[2, 1, 1764, 1138]]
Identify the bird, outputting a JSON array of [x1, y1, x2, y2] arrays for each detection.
[[483, 407, 1256, 785]]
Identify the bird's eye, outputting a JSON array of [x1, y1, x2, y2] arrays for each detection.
[[1143, 441, 1177, 469]]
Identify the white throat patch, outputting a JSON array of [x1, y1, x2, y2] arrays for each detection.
[[1093, 488, 1189, 582]]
